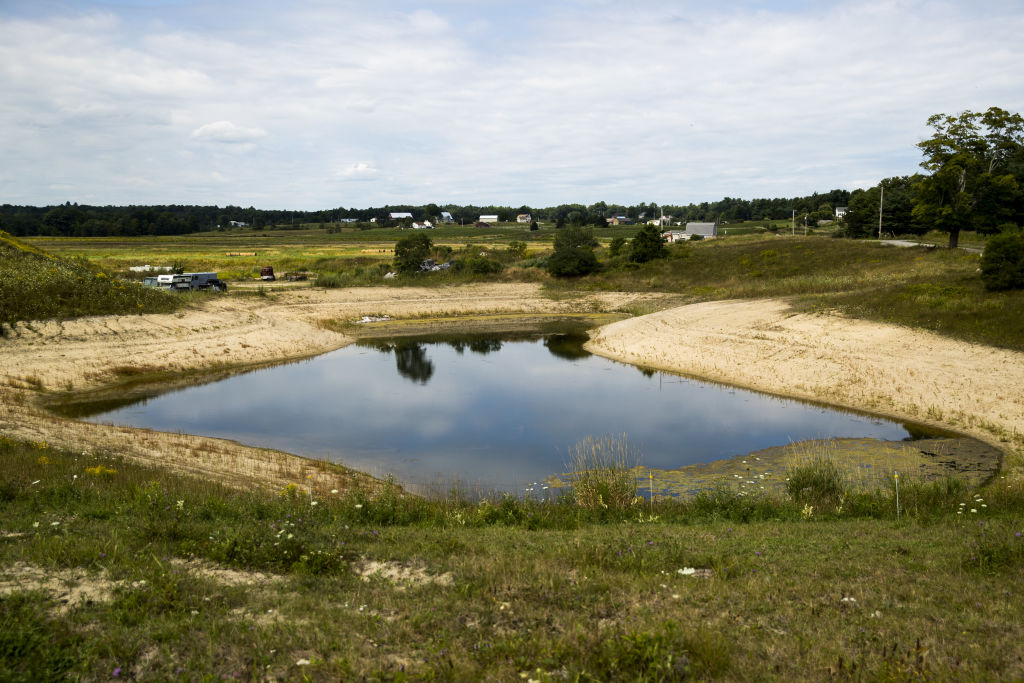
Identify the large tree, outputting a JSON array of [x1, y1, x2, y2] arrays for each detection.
[[629, 224, 667, 263], [913, 107, 1024, 248], [393, 232, 432, 274]]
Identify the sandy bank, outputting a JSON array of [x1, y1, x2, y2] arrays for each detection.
[[585, 298, 1024, 475], [0, 284, 671, 491], [3, 286, 1020, 490]]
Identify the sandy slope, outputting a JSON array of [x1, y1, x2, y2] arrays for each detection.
[[2, 286, 1021, 489], [0, 284, 670, 491], [585, 298, 1024, 473]]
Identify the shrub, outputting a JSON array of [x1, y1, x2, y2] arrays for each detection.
[[980, 230, 1024, 290], [546, 247, 599, 277], [465, 255, 503, 274], [568, 434, 639, 509]]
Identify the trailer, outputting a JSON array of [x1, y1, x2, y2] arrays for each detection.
[[154, 272, 227, 292]]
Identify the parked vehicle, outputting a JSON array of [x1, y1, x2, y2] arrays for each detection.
[[154, 272, 227, 292], [260, 266, 276, 281]]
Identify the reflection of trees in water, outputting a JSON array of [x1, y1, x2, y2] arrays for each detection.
[[466, 339, 502, 355], [543, 334, 591, 361], [393, 342, 434, 384]]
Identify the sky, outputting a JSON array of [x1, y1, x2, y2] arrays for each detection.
[[1, 0, 1023, 210]]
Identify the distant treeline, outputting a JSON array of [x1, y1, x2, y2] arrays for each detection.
[[0, 190, 853, 238]]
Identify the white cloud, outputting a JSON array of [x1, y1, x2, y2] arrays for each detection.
[[0, 1, 1022, 208], [190, 120, 268, 144], [338, 162, 379, 181]]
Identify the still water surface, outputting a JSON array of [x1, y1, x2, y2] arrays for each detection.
[[82, 332, 924, 493]]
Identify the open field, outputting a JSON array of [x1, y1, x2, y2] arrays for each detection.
[[3, 231, 1024, 679], [3, 436, 1024, 680]]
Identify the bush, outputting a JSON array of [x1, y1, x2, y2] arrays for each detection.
[[465, 255, 504, 274], [546, 247, 599, 277], [980, 230, 1024, 290]]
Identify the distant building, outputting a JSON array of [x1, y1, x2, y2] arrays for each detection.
[[440, 211, 454, 223], [388, 212, 414, 220], [608, 216, 632, 225], [411, 221, 434, 229], [684, 222, 718, 238], [479, 214, 499, 224], [647, 216, 672, 227], [662, 230, 687, 243], [337, 218, 358, 223], [228, 220, 249, 227], [517, 213, 532, 223], [835, 206, 848, 218]]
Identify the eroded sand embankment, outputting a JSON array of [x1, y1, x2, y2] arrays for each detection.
[[585, 298, 1024, 477], [0, 284, 671, 491], [2, 286, 1021, 490]]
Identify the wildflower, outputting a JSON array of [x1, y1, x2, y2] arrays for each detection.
[[971, 509, 978, 513], [678, 567, 696, 576], [30, 480, 40, 486], [32, 522, 39, 528], [354, 504, 363, 509], [296, 659, 311, 666], [331, 489, 338, 494], [176, 500, 184, 510], [113, 666, 122, 677]]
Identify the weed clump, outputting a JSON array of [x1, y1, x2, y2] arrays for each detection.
[[786, 455, 847, 514], [568, 434, 639, 510]]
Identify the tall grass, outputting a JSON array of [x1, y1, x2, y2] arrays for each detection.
[[567, 434, 640, 509]]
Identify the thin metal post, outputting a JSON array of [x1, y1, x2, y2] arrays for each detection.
[[878, 185, 884, 239]]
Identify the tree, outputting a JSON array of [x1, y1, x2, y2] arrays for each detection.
[[553, 225, 596, 251], [547, 225, 599, 277], [393, 232, 432, 274], [843, 176, 919, 238], [914, 107, 1024, 248], [629, 224, 667, 263], [546, 247, 599, 276]]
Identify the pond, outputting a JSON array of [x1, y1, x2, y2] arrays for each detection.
[[75, 330, 942, 495]]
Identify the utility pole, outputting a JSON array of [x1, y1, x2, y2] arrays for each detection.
[[791, 210, 795, 235], [878, 185, 884, 239]]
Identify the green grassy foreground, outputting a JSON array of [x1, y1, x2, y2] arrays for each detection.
[[3, 438, 1023, 680]]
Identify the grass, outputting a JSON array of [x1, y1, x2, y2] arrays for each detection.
[[21, 226, 1023, 349], [3, 436, 1024, 680], [0, 231, 183, 331]]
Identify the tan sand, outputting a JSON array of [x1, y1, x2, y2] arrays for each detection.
[[585, 298, 1024, 475], [0, 284, 671, 491], [2, 286, 1021, 489]]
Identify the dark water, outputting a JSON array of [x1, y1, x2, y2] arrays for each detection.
[[80, 332, 932, 494]]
